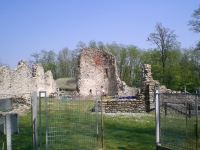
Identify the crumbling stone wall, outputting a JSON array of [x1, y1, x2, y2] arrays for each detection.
[[139, 64, 162, 111], [31, 63, 57, 96], [0, 65, 12, 95], [10, 60, 32, 95], [32, 63, 45, 93], [0, 60, 57, 99], [97, 100, 145, 113], [77, 48, 139, 96], [140, 64, 159, 111], [140, 64, 185, 111], [44, 70, 58, 96], [140, 64, 152, 94]]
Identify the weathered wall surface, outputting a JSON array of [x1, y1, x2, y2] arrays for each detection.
[[44, 70, 58, 96], [97, 100, 145, 113], [140, 64, 159, 111], [140, 64, 185, 111], [0, 60, 58, 99], [0, 65, 11, 95], [77, 48, 139, 96]]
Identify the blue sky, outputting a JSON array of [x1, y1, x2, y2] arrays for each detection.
[[0, 0, 199, 69]]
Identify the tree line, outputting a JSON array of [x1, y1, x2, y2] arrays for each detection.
[[27, 37, 200, 92]]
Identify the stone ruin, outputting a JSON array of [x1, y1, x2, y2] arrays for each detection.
[[93, 63, 155, 113], [0, 60, 58, 113], [0, 49, 183, 113], [139, 64, 188, 111], [139, 64, 159, 111], [77, 48, 139, 97], [0, 60, 58, 97], [77, 48, 186, 112], [76, 48, 162, 112]]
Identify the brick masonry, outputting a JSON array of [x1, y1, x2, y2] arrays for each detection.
[[97, 100, 145, 113], [77, 48, 139, 97]]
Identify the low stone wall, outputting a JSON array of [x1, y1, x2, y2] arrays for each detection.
[[97, 100, 145, 113]]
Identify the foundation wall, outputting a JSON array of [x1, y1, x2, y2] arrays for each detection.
[[97, 100, 145, 113]]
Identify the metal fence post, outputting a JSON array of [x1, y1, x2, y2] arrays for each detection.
[[39, 92, 42, 150], [38, 91, 46, 150], [155, 90, 160, 145], [6, 114, 12, 150], [95, 89, 99, 149], [44, 92, 48, 150], [32, 91, 38, 150], [101, 94, 104, 150]]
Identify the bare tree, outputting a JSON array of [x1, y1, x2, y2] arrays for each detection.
[[188, 5, 200, 33], [147, 22, 180, 83]]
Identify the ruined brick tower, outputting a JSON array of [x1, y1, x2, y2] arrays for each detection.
[[77, 48, 138, 96]]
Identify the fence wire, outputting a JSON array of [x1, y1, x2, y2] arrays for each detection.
[[42, 96, 97, 150], [159, 93, 198, 150], [38, 94, 46, 150]]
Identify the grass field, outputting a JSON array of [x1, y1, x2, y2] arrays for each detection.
[[40, 98, 155, 150], [102, 113, 155, 150], [1, 98, 200, 150]]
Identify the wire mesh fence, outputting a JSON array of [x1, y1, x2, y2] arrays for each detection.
[[0, 92, 102, 150], [38, 94, 98, 150], [37, 92, 46, 150], [158, 93, 198, 150]]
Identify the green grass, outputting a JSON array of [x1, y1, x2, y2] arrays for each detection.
[[102, 113, 155, 150], [0, 110, 33, 150], [1, 99, 200, 150]]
